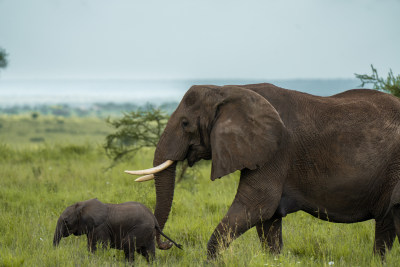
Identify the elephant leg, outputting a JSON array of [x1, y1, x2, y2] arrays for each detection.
[[206, 167, 283, 260], [207, 200, 251, 260], [123, 238, 136, 262], [86, 232, 97, 253], [374, 215, 396, 257], [392, 205, 400, 246], [207, 197, 277, 260], [148, 241, 156, 262], [124, 246, 135, 262], [137, 246, 154, 263], [136, 240, 155, 263], [256, 215, 283, 254]]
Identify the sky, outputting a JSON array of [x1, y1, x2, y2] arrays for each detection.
[[0, 0, 399, 80]]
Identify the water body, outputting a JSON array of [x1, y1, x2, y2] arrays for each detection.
[[0, 79, 362, 107]]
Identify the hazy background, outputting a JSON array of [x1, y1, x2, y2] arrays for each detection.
[[0, 0, 399, 106]]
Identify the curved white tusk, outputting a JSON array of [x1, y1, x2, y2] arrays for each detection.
[[135, 174, 155, 182], [124, 160, 174, 175]]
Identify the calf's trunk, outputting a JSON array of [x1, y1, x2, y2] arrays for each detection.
[[53, 219, 66, 246]]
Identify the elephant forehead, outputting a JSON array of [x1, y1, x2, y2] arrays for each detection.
[[62, 206, 74, 215], [184, 85, 225, 107], [61, 205, 80, 219], [184, 89, 199, 106]]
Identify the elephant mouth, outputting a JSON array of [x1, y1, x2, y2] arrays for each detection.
[[187, 145, 211, 167]]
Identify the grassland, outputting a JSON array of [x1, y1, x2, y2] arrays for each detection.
[[0, 114, 398, 266]]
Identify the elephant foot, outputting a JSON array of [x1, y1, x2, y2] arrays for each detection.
[[266, 244, 281, 254], [206, 246, 218, 261], [206, 235, 221, 260], [123, 249, 135, 262], [256, 217, 283, 254]]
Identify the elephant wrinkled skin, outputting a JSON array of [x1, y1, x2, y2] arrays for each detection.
[[130, 83, 400, 259]]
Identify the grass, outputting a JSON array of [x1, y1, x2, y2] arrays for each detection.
[[0, 114, 112, 148], [0, 114, 399, 266]]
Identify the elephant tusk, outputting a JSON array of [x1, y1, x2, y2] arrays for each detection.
[[125, 160, 174, 175], [135, 174, 155, 182]]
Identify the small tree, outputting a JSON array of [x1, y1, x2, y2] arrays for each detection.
[[0, 47, 8, 70], [104, 107, 169, 165], [355, 65, 400, 97]]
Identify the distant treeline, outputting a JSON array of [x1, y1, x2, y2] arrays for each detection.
[[0, 102, 179, 117]]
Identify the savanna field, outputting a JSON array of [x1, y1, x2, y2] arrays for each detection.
[[1, 114, 399, 266]]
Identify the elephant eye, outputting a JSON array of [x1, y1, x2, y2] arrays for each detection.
[[182, 120, 189, 128]]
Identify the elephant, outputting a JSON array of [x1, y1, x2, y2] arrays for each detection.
[[53, 198, 182, 262], [125, 83, 400, 259]]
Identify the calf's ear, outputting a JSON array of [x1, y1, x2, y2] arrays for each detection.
[[79, 199, 108, 229]]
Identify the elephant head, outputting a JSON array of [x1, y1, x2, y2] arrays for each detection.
[[53, 198, 108, 246], [126, 85, 285, 249]]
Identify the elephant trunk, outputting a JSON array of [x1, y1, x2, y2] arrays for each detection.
[[53, 218, 66, 246], [154, 162, 177, 250], [153, 134, 178, 250]]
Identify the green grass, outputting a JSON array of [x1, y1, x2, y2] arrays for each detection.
[[0, 115, 398, 266], [0, 114, 112, 148]]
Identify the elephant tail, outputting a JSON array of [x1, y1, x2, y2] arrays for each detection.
[[155, 225, 183, 250]]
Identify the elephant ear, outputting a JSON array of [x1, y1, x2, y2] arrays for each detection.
[[79, 198, 108, 229], [210, 86, 285, 180]]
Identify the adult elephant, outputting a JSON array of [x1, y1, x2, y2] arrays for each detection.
[[126, 83, 400, 259]]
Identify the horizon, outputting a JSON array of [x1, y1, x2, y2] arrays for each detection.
[[0, 78, 363, 107]]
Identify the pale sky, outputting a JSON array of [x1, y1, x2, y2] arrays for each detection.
[[0, 0, 399, 80]]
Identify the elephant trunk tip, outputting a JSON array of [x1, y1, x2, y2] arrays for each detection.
[[157, 240, 174, 250], [53, 229, 63, 247], [53, 237, 60, 247]]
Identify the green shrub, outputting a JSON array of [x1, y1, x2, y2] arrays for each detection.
[[104, 107, 169, 165], [355, 65, 400, 97]]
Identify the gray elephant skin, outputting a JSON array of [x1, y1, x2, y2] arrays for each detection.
[[53, 198, 182, 262], [127, 83, 400, 259]]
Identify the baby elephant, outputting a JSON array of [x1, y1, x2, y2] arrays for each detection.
[[53, 198, 182, 262]]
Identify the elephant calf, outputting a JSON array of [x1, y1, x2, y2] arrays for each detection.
[[53, 198, 182, 262]]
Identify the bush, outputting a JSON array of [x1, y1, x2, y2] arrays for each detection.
[[355, 65, 400, 97], [104, 107, 169, 165]]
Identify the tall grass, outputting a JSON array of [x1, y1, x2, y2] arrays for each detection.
[[0, 115, 398, 266]]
